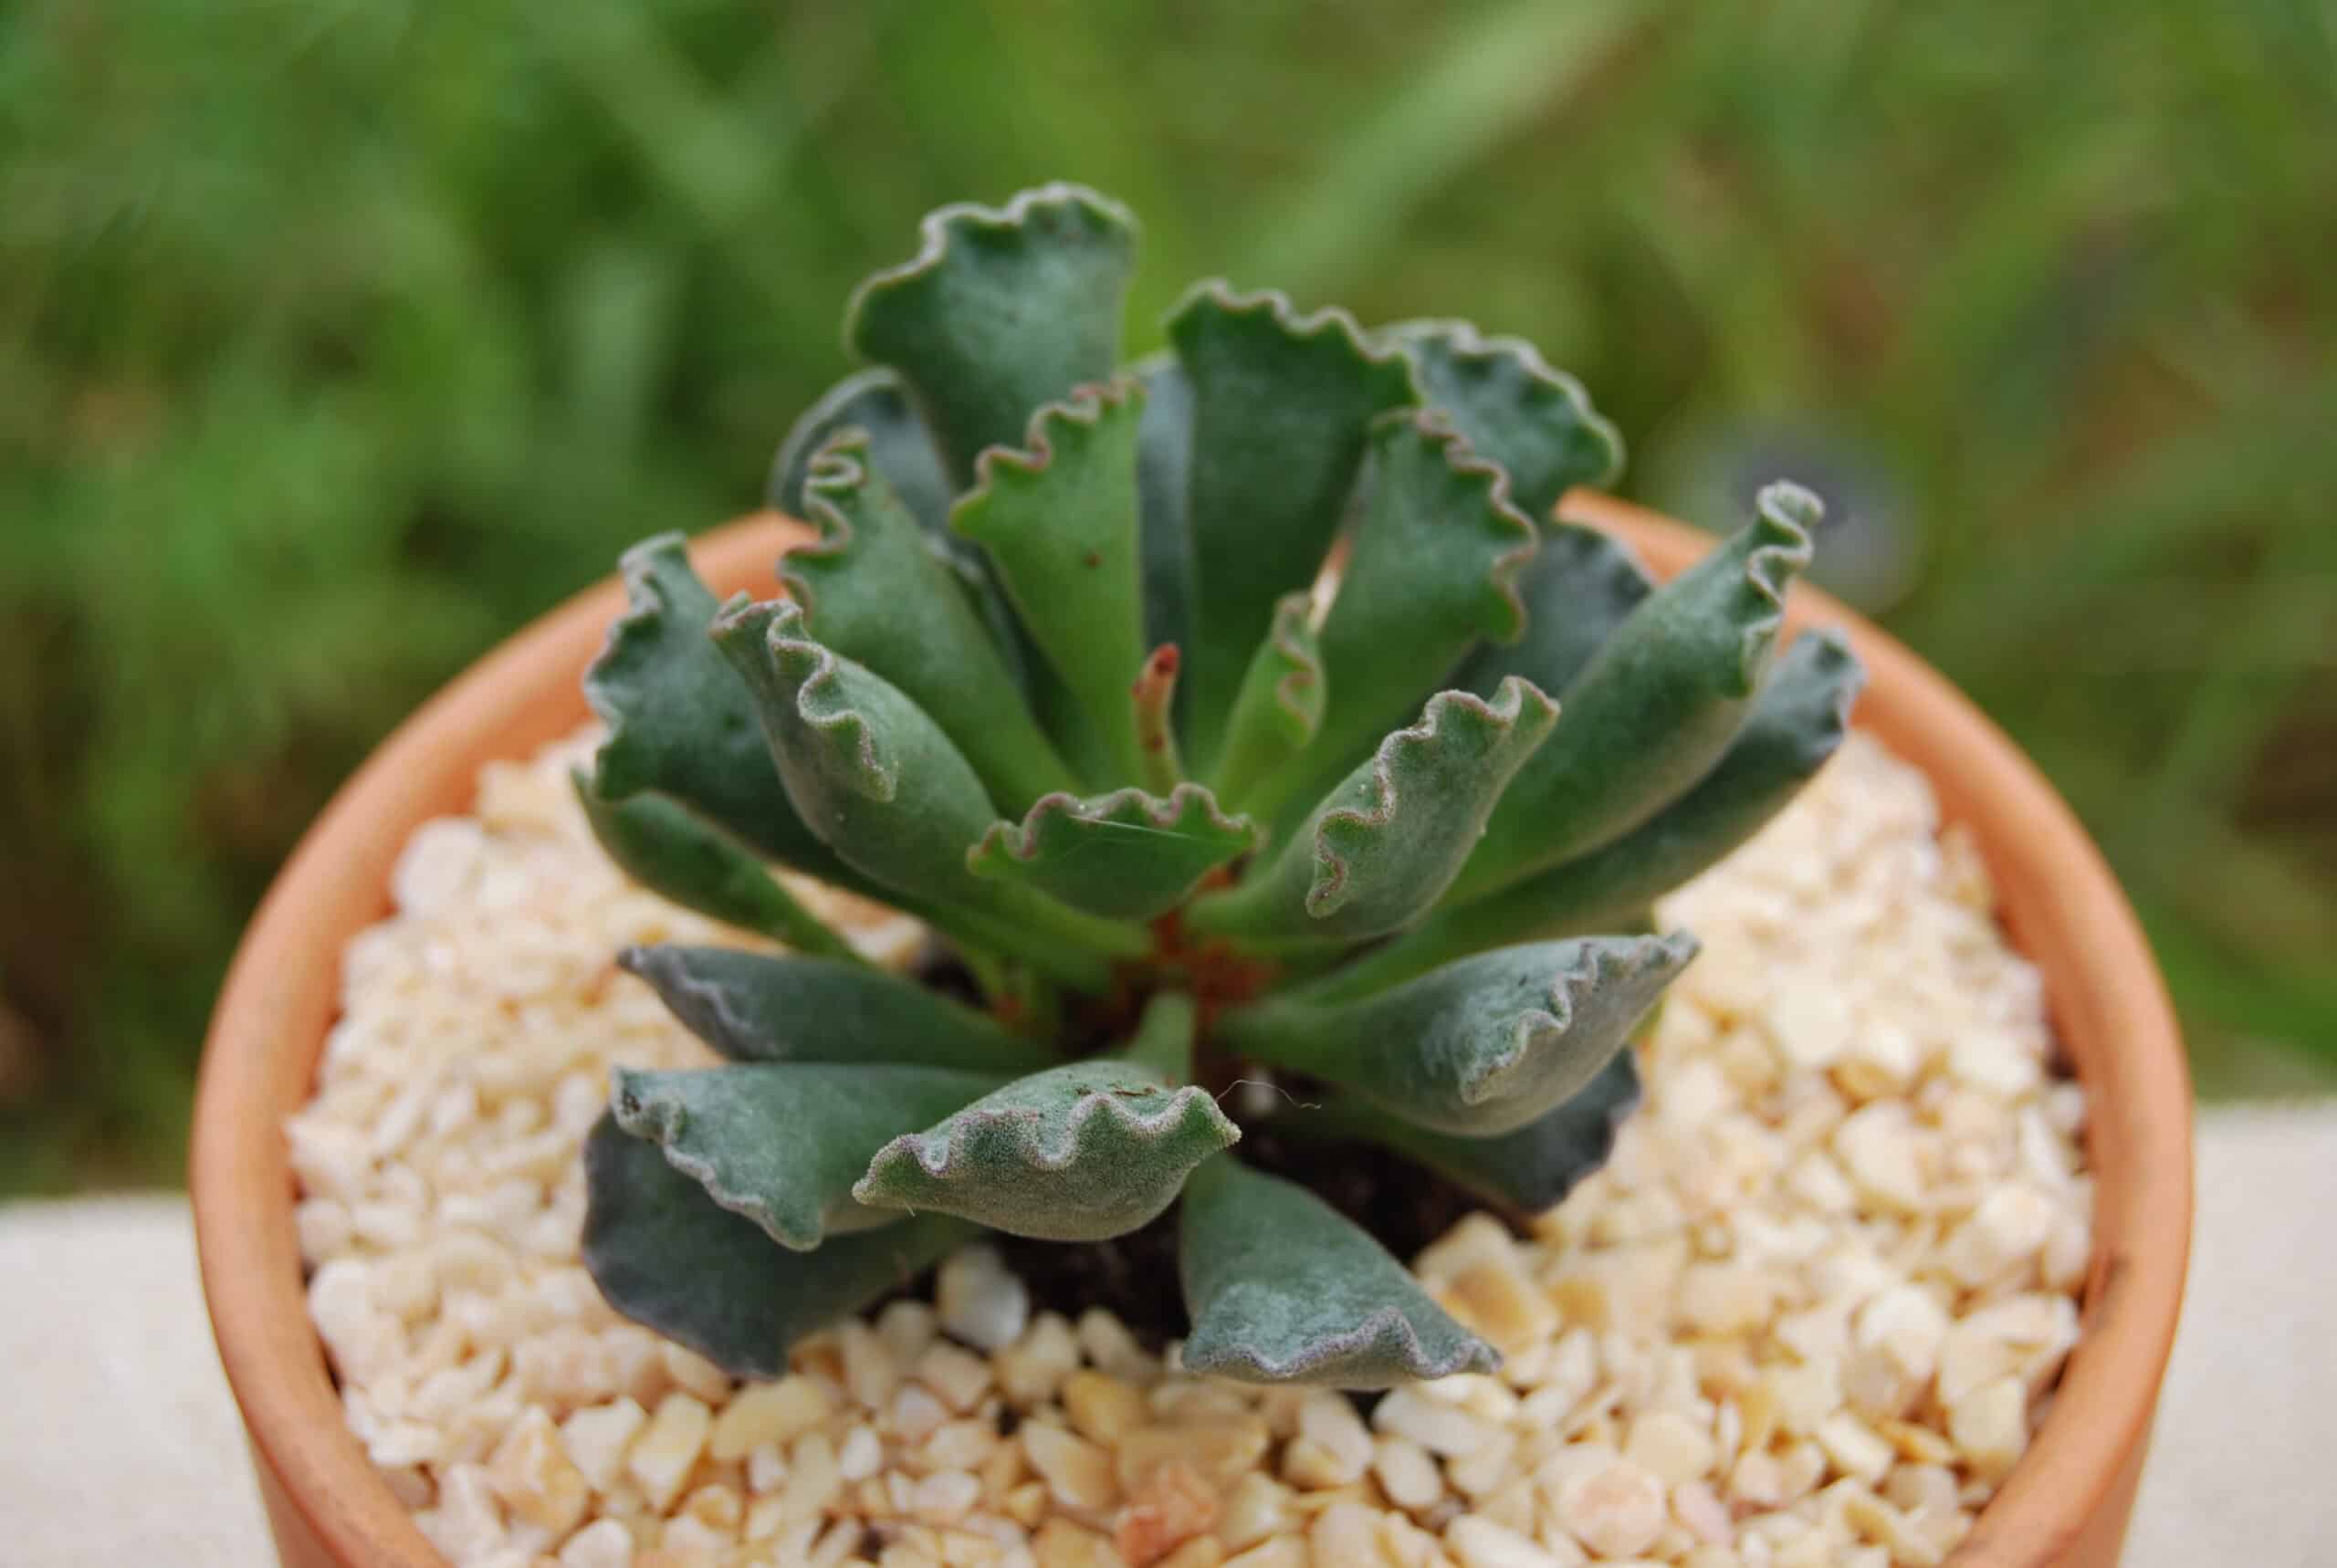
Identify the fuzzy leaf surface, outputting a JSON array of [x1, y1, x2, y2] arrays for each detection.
[[1189, 680, 1555, 947], [611, 1063, 1003, 1250], [573, 774, 859, 962], [969, 784, 1256, 922], [785, 436, 1074, 812], [951, 382, 1153, 783], [1209, 593, 1326, 809], [1169, 285, 1417, 768], [1219, 934, 1696, 1136], [1133, 351, 1196, 657], [1252, 413, 1538, 818], [1453, 522, 1653, 704], [1323, 1049, 1641, 1217], [855, 997, 1236, 1241], [1341, 630, 1864, 993], [582, 1113, 974, 1379], [1454, 483, 1819, 903], [712, 599, 1145, 980], [845, 183, 1136, 481], [617, 946, 1054, 1073], [582, 534, 850, 882], [1383, 319, 1625, 517], [768, 366, 956, 533], [1179, 1156, 1495, 1388]]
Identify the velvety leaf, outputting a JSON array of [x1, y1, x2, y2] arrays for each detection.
[[1188, 680, 1556, 947], [1335, 630, 1864, 994], [1451, 482, 1820, 904], [611, 1063, 1003, 1249], [712, 598, 1146, 984], [1218, 935, 1697, 1136], [1452, 522, 1653, 704], [854, 995, 1236, 1241], [1178, 1156, 1495, 1388], [969, 783, 1257, 922], [785, 434, 1075, 812], [768, 366, 956, 533], [951, 382, 1154, 784], [1382, 318, 1625, 517], [844, 183, 1137, 481], [1132, 350, 1196, 658], [582, 1113, 974, 1379], [573, 772, 861, 963], [1245, 413, 1540, 823], [1168, 284, 1418, 769], [1317, 1049, 1641, 1217], [1209, 593, 1326, 810], [582, 533, 852, 883], [617, 946, 1055, 1073]]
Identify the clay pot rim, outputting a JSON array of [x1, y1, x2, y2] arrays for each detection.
[[193, 494, 2190, 1567]]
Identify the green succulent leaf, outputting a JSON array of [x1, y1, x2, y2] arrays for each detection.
[[582, 1113, 975, 1379], [854, 995, 1236, 1241], [611, 1063, 1004, 1250], [1188, 680, 1556, 948], [969, 784, 1257, 923], [1338, 630, 1865, 995], [768, 366, 956, 534], [1249, 413, 1540, 821], [1178, 1156, 1495, 1388], [1382, 319, 1625, 517], [1452, 522, 1653, 704], [951, 382, 1154, 785], [1169, 284, 1419, 769], [582, 534, 853, 883], [785, 434, 1076, 812], [1316, 1049, 1641, 1218], [845, 183, 1137, 482], [617, 946, 1055, 1073], [1132, 351, 1196, 657], [712, 598, 1146, 984], [1452, 482, 1820, 904], [1209, 593, 1327, 810], [1219, 934, 1696, 1136], [572, 773, 861, 964]]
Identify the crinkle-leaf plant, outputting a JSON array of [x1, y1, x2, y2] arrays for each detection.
[[576, 184, 1865, 1386]]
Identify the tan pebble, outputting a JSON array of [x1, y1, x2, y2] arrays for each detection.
[[1439, 1259, 1557, 1355], [843, 1320, 903, 1408], [1064, 1371, 1149, 1446], [1445, 1514, 1565, 1568], [1414, 1214, 1521, 1281], [1833, 1103, 1926, 1212], [1774, 1439, 1827, 1503], [1839, 1484, 1944, 1567], [1371, 1437, 1443, 1511], [708, 1375, 834, 1460], [1155, 1538, 1226, 1568], [1621, 1410, 1714, 1485], [1671, 1479, 1731, 1544], [1761, 1359, 1841, 1437], [1117, 1416, 1270, 1492], [782, 1430, 844, 1520], [997, 1313, 1084, 1406], [1306, 1500, 1386, 1565], [1553, 1460, 1664, 1558], [879, 1299, 942, 1365], [487, 1407, 590, 1536], [555, 1518, 634, 1568], [743, 1492, 786, 1540], [1947, 1376, 2028, 1478], [1079, 1310, 1158, 1383], [1220, 1539, 1308, 1568], [1023, 1420, 1121, 1511], [1372, 1389, 1497, 1458], [1676, 1264, 1777, 1337], [660, 1341, 733, 1404], [924, 1416, 1001, 1471], [938, 1246, 1032, 1354], [838, 1424, 885, 1480], [1728, 1450, 1784, 1509], [624, 1393, 710, 1511], [1217, 1473, 1296, 1551], [919, 1343, 998, 1414], [1854, 1285, 1949, 1383], [1116, 1459, 1221, 1565], [1004, 1480, 1051, 1528], [1032, 1517, 1128, 1568], [1814, 1413, 1895, 1485], [1943, 1186, 2055, 1286], [912, 1469, 982, 1524], [1681, 1549, 1742, 1568], [891, 1383, 950, 1442]]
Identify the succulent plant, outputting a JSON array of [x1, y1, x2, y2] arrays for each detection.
[[574, 183, 1864, 1387]]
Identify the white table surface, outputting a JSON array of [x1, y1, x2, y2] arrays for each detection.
[[3, 1103, 2329, 1567]]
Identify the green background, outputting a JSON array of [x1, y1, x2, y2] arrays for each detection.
[[5, 0, 2332, 1190]]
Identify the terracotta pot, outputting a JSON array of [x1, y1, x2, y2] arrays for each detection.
[[194, 494, 2192, 1567]]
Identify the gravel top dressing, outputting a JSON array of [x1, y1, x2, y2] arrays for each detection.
[[290, 727, 2090, 1568]]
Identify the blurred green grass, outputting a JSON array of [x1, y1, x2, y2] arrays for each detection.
[[3, 0, 2332, 1190]]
